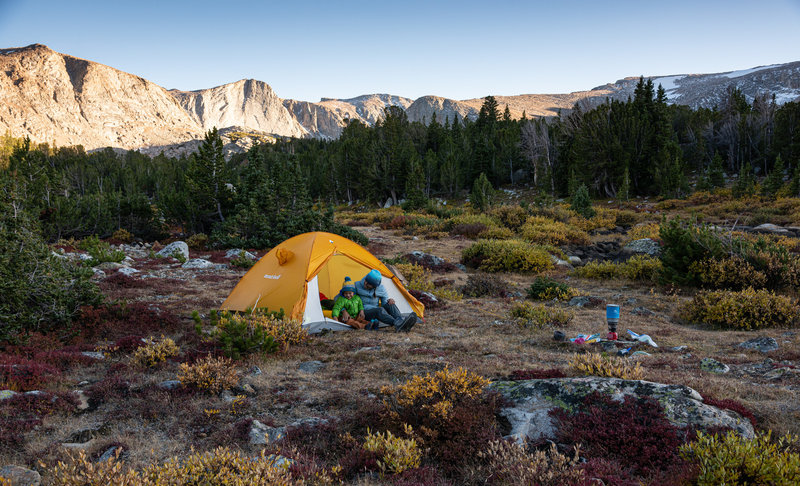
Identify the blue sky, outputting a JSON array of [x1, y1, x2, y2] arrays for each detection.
[[1, 0, 799, 102]]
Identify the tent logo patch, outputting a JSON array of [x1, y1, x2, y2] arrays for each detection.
[[263, 274, 281, 280]]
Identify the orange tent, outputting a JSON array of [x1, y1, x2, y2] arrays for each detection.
[[221, 232, 424, 333]]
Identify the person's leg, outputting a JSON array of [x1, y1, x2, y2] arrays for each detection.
[[364, 307, 397, 326], [383, 302, 417, 332], [382, 302, 402, 320]]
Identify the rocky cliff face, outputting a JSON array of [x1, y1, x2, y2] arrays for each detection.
[[406, 96, 479, 124], [170, 79, 307, 138], [0, 44, 202, 149], [1, 44, 798, 153]]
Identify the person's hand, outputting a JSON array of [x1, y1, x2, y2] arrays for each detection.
[[357, 311, 365, 320], [341, 310, 350, 321], [387, 298, 395, 306]]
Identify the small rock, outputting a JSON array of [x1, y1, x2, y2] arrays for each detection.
[[156, 241, 190, 261], [567, 296, 605, 308], [623, 238, 662, 256], [550, 255, 574, 269], [455, 264, 467, 272], [239, 384, 257, 396], [700, 358, 730, 374], [157, 380, 182, 391], [631, 307, 656, 317], [96, 262, 125, 271], [98, 446, 123, 463], [298, 361, 326, 374], [117, 267, 139, 276], [354, 346, 381, 354], [738, 337, 779, 353], [73, 390, 90, 411], [671, 346, 689, 352], [753, 223, 790, 235], [182, 258, 214, 269], [248, 366, 262, 376], [225, 249, 256, 260], [122, 256, 136, 266], [0, 390, 19, 401], [92, 268, 106, 278], [81, 351, 106, 360], [567, 256, 582, 265], [0, 465, 41, 486], [249, 420, 285, 445]]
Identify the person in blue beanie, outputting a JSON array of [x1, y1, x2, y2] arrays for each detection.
[[355, 269, 417, 332]]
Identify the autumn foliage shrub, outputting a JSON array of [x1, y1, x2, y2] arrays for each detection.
[[689, 257, 768, 290], [178, 355, 238, 394], [681, 288, 799, 330], [210, 309, 306, 358], [510, 302, 574, 328], [460, 273, 510, 298], [462, 239, 553, 273], [573, 255, 662, 282], [476, 440, 584, 486], [527, 276, 575, 300], [363, 425, 421, 475], [509, 368, 567, 380], [701, 395, 757, 428], [520, 215, 591, 246], [680, 431, 800, 486], [0, 354, 59, 391], [1, 391, 78, 450], [131, 336, 179, 368], [380, 368, 502, 476], [78, 302, 180, 341], [552, 392, 691, 481], [568, 353, 644, 380]]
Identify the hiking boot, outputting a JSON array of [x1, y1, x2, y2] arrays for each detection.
[[395, 313, 417, 333]]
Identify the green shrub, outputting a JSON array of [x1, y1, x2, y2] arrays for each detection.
[[570, 184, 595, 218], [680, 431, 800, 486], [689, 257, 768, 290], [461, 273, 510, 297], [207, 309, 285, 359], [681, 288, 799, 330], [0, 200, 101, 343], [510, 302, 574, 328], [230, 253, 255, 269], [78, 235, 126, 266], [363, 426, 421, 475], [527, 276, 575, 301], [462, 240, 554, 273], [186, 233, 209, 250], [573, 255, 662, 282], [488, 205, 529, 231]]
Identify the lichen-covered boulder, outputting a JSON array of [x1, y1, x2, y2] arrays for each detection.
[[156, 241, 189, 261], [623, 238, 662, 256], [489, 377, 754, 443]]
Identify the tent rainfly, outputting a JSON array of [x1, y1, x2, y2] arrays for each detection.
[[220, 232, 424, 333]]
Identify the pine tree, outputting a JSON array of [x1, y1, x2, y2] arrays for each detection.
[[709, 152, 726, 188], [186, 128, 232, 228], [761, 154, 785, 197], [403, 154, 428, 210], [618, 165, 630, 202], [571, 184, 595, 218], [471, 172, 494, 212], [732, 162, 756, 198]]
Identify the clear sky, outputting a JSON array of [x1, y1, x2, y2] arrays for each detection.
[[1, 0, 799, 102]]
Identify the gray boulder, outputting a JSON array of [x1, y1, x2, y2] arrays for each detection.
[[182, 258, 214, 269], [225, 249, 256, 260], [0, 390, 19, 401], [156, 241, 189, 261], [490, 377, 754, 444], [157, 380, 182, 391], [0, 465, 41, 486], [753, 223, 790, 235], [700, 358, 730, 374], [298, 360, 326, 374], [117, 267, 139, 276], [739, 336, 779, 353], [623, 238, 662, 257], [249, 420, 286, 445]]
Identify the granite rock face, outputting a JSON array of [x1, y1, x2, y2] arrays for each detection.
[[490, 377, 754, 443]]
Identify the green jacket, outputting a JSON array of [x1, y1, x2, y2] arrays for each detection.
[[332, 294, 364, 318]]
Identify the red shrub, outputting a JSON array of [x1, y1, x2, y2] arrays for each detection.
[[509, 368, 567, 380], [381, 216, 410, 230], [393, 467, 453, 486], [77, 302, 180, 341], [32, 350, 97, 369], [101, 273, 146, 289], [450, 223, 487, 239], [701, 395, 757, 428], [87, 375, 132, 406], [551, 392, 691, 481], [0, 355, 59, 391], [113, 335, 147, 352], [0, 391, 78, 450], [408, 289, 444, 310]]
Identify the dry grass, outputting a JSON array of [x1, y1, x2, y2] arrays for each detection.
[[3, 221, 800, 479]]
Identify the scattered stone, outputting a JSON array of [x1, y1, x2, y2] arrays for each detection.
[[225, 249, 256, 260], [239, 384, 257, 396], [631, 307, 656, 317], [249, 420, 286, 445], [700, 358, 730, 374], [671, 346, 689, 352], [156, 241, 189, 261], [96, 262, 125, 271], [355, 346, 381, 354], [567, 256, 582, 265], [567, 296, 605, 308], [122, 256, 136, 266], [490, 377, 754, 444], [407, 251, 445, 267], [0, 390, 19, 401], [91, 268, 106, 278], [97, 446, 123, 463], [738, 337, 779, 353], [0, 465, 41, 486], [248, 366, 262, 376], [157, 380, 182, 391], [764, 367, 800, 380], [117, 267, 139, 276], [753, 223, 790, 235], [81, 351, 105, 360], [182, 258, 214, 269], [550, 255, 574, 270], [298, 361, 326, 374], [622, 238, 662, 256], [73, 390, 90, 411], [455, 264, 467, 272]]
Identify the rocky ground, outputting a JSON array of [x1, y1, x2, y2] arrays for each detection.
[[2, 224, 799, 484]]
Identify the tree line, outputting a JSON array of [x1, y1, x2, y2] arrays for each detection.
[[1, 80, 799, 247]]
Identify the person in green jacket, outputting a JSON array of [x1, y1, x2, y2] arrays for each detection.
[[332, 277, 373, 329]]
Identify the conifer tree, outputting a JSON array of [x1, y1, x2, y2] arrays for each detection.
[[761, 154, 785, 197], [709, 152, 726, 188], [186, 128, 232, 228], [471, 172, 494, 212], [732, 162, 756, 198], [571, 184, 595, 218], [403, 154, 427, 210]]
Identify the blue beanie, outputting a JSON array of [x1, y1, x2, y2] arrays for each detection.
[[341, 276, 356, 293], [365, 269, 382, 286]]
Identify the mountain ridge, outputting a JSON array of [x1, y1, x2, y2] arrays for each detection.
[[1, 44, 798, 152]]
